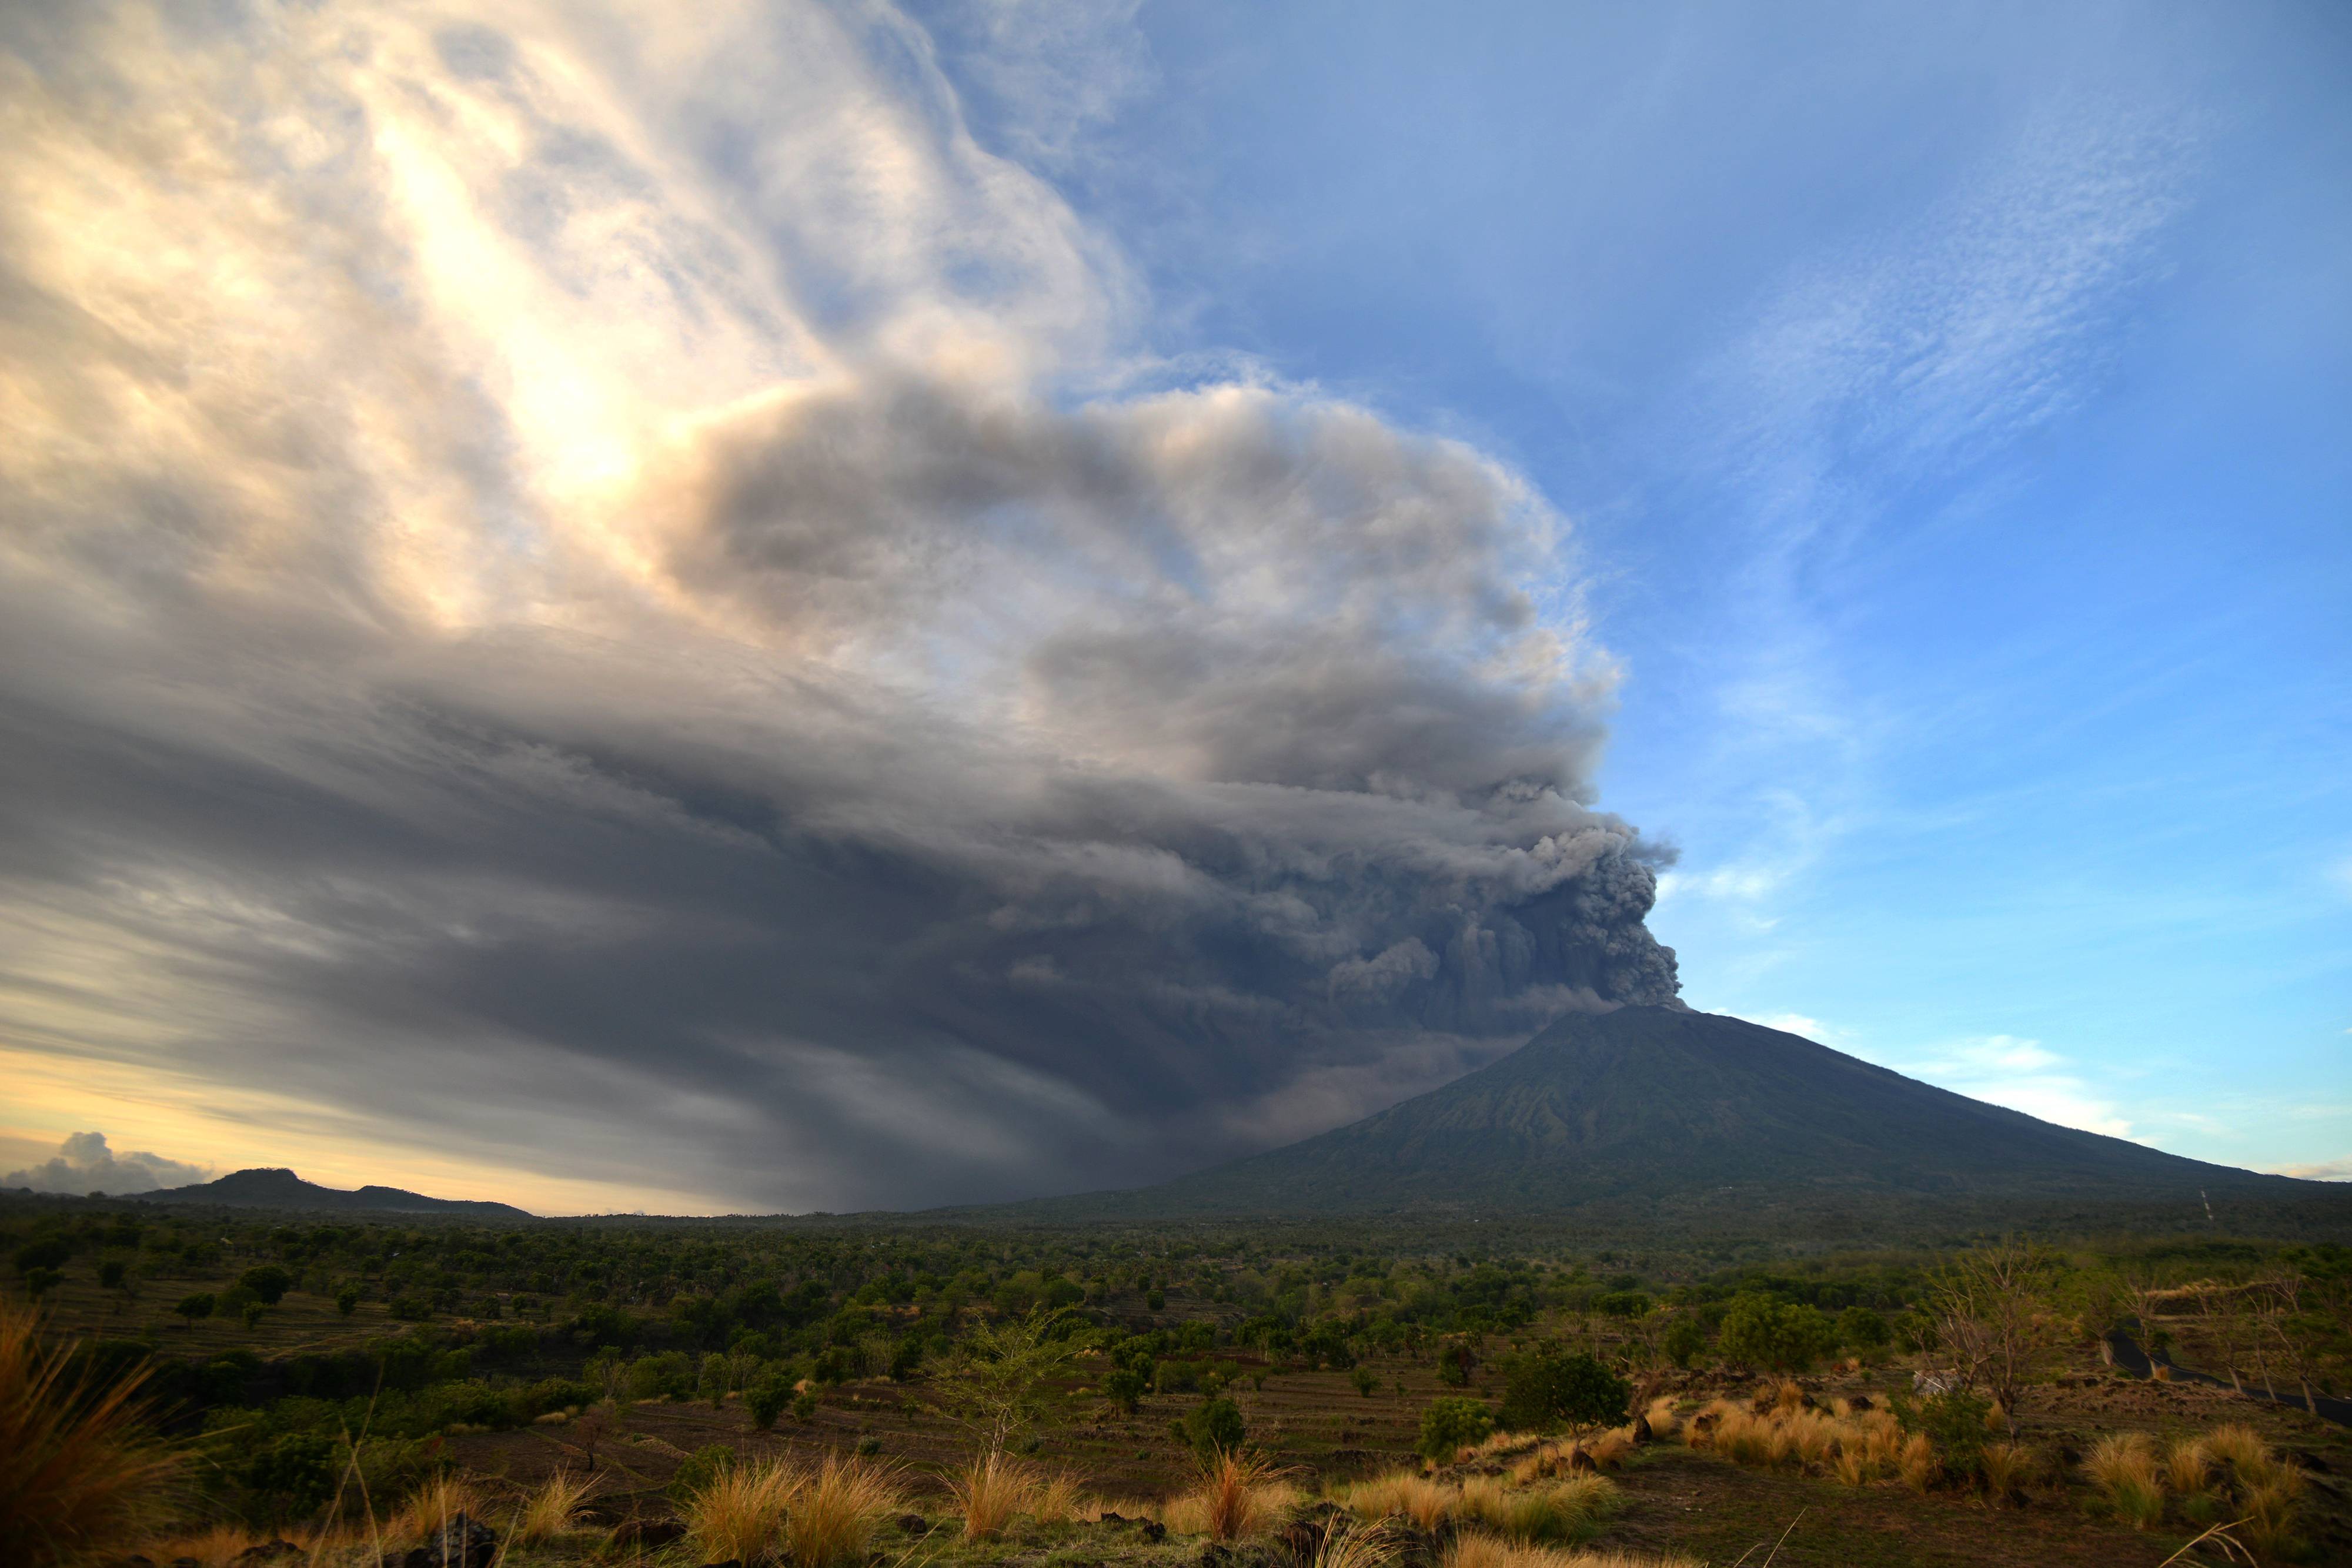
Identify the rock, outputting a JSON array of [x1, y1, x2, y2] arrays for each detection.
[[1629, 1415, 1653, 1445], [1097, 1512, 1128, 1524], [415, 1513, 498, 1568], [896, 1514, 934, 1536], [1848, 1395, 1873, 1412], [1140, 1519, 1168, 1543], [1566, 1447, 1599, 1475], [170, 1559, 201, 1568], [235, 1544, 302, 1563]]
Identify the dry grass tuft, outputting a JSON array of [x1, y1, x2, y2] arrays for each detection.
[[1442, 1537, 1703, 1568], [1342, 1470, 1456, 1532], [1, 1298, 180, 1567], [1312, 1519, 1402, 1568], [512, 1467, 597, 1546], [1031, 1468, 1090, 1526], [950, 1453, 1038, 1542], [146, 1526, 280, 1568], [1184, 1450, 1291, 1541], [1642, 1397, 1678, 1440], [2203, 1422, 2267, 1476], [2241, 1466, 2307, 1559], [681, 1456, 797, 1564], [1897, 1432, 1938, 1495], [1979, 1441, 2030, 1503], [786, 1453, 905, 1568], [2083, 1433, 2163, 1530], [388, 1473, 488, 1544], [2163, 1435, 2210, 1497]]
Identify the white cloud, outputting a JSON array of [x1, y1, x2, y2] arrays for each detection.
[[2270, 1158, 2352, 1182], [1896, 1034, 2133, 1140], [3, 1131, 210, 1195]]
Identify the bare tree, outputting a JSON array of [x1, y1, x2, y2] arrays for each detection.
[[1927, 1239, 2055, 1421]]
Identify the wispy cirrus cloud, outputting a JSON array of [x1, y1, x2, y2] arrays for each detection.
[[1893, 1034, 2134, 1141]]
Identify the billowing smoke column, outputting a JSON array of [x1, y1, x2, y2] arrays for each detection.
[[0, 0, 1676, 1211]]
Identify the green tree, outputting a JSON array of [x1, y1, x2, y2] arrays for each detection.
[[746, 1372, 793, 1432], [1416, 1396, 1494, 1462], [1497, 1348, 1628, 1436], [335, 1285, 360, 1316], [237, 1265, 293, 1305], [1718, 1296, 1839, 1372], [1179, 1396, 1247, 1460], [669, 1443, 735, 1502], [1436, 1341, 1476, 1387], [1105, 1365, 1150, 1413], [933, 1309, 1081, 1457], [175, 1292, 215, 1328], [97, 1259, 128, 1290], [1350, 1366, 1381, 1398]]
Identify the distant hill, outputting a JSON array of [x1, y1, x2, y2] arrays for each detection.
[[138, 1167, 530, 1219], [1008, 1006, 2322, 1227]]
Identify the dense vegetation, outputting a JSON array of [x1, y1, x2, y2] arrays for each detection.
[[4, 1192, 2348, 1563]]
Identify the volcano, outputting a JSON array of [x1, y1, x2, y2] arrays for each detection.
[[1027, 1006, 2322, 1226]]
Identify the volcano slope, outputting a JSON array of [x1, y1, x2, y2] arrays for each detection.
[[1019, 1006, 2340, 1236]]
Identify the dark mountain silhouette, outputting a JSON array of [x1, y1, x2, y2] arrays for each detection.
[[1013, 1006, 2321, 1223], [138, 1167, 530, 1219]]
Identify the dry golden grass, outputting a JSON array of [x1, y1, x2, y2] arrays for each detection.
[[2163, 1435, 2211, 1497], [950, 1453, 1038, 1542], [2203, 1422, 2268, 1476], [2241, 1467, 2306, 1558], [1, 1298, 180, 1567], [1979, 1440, 2030, 1502], [387, 1472, 487, 1544], [146, 1526, 278, 1568], [1031, 1468, 1091, 1526], [1169, 1451, 1291, 1541], [1442, 1536, 1703, 1568], [681, 1457, 796, 1564], [1311, 1520, 1402, 1568], [786, 1453, 905, 1568], [1641, 1397, 1678, 1440], [511, 1467, 597, 1546], [1897, 1432, 1937, 1495], [2083, 1433, 2163, 1530], [1586, 1429, 1635, 1469], [1341, 1470, 1456, 1532]]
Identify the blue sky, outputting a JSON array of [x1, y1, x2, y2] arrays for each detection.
[[918, 0, 2352, 1176], [0, 1, 2343, 1210]]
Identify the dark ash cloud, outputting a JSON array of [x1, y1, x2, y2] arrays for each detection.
[[4, 1132, 210, 1195], [0, 1, 1675, 1212]]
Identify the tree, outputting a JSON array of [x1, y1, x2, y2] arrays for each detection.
[[746, 1372, 793, 1432], [1926, 1241, 2055, 1419], [335, 1285, 360, 1317], [1497, 1348, 1628, 1436], [238, 1265, 292, 1306], [1351, 1366, 1381, 1398], [175, 1292, 215, 1328], [1436, 1340, 1476, 1387], [933, 1309, 1080, 1457], [1416, 1396, 1494, 1462], [1105, 1365, 1150, 1412]]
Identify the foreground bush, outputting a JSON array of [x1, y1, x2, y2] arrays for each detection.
[[1, 1297, 178, 1566]]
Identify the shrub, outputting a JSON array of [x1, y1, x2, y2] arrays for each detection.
[[1181, 1395, 1247, 1460], [1437, 1342, 1476, 1386], [335, 1285, 360, 1316], [97, 1260, 127, 1290], [1498, 1349, 1628, 1436], [1835, 1306, 1889, 1348], [175, 1293, 215, 1327], [1661, 1319, 1706, 1369], [1418, 1396, 1494, 1462], [1897, 1390, 1990, 1480], [14, 1241, 71, 1275], [670, 1443, 736, 1503], [1, 1299, 178, 1566], [1106, 1365, 1150, 1411], [1351, 1366, 1381, 1398]]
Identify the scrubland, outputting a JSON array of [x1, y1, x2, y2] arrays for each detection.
[[4, 1198, 2347, 1567]]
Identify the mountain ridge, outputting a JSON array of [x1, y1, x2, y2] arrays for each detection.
[[135, 1166, 532, 1219]]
